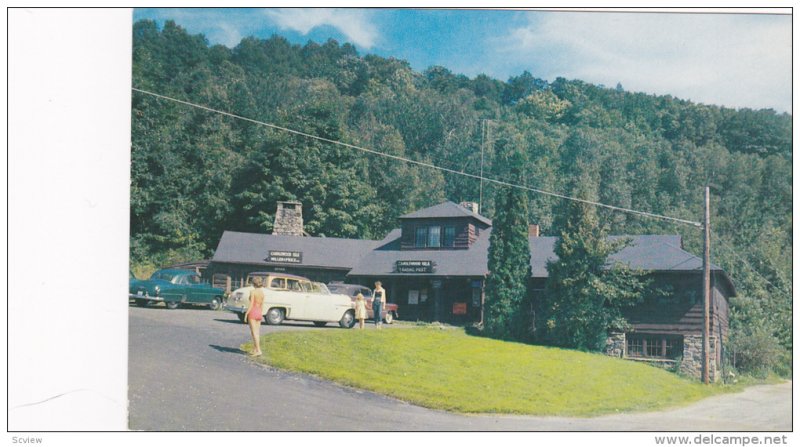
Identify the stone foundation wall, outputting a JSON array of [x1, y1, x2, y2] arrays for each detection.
[[679, 334, 718, 382], [604, 332, 719, 382], [605, 332, 626, 358]]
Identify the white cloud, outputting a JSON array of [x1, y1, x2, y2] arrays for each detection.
[[265, 8, 379, 49], [501, 12, 791, 111], [207, 22, 243, 48]]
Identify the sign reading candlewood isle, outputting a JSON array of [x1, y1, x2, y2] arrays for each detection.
[[267, 250, 303, 264], [395, 260, 435, 273]]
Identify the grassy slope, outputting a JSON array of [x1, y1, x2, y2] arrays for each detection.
[[248, 326, 733, 416]]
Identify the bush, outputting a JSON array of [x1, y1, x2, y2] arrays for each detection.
[[728, 326, 785, 378]]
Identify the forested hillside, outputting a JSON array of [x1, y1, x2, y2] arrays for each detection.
[[130, 20, 792, 359]]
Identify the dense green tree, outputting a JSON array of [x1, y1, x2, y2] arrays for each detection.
[[539, 181, 648, 351], [483, 149, 533, 341]]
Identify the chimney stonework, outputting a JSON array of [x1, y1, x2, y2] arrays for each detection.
[[273, 201, 305, 236], [459, 201, 479, 214]]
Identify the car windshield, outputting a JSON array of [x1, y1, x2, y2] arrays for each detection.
[[151, 271, 180, 282], [312, 283, 330, 294], [327, 284, 347, 294], [247, 275, 268, 286]]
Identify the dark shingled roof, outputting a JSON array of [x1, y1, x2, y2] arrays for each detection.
[[213, 228, 735, 295], [528, 235, 724, 277], [348, 228, 490, 277], [349, 230, 731, 288], [212, 231, 379, 270], [399, 201, 492, 226]]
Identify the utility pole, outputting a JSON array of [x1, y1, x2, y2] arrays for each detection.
[[703, 186, 711, 384], [479, 120, 486, 213]]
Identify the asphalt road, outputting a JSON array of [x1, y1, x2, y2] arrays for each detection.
[[128, 306, 792, 431]]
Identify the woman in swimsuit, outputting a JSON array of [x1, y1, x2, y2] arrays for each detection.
[[244, 276, 265, 356]]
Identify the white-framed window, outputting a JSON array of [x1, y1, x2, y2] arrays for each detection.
[[626, 334, 682, 359]]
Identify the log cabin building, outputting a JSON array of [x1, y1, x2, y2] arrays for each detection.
[[207, 200, 734, 380]]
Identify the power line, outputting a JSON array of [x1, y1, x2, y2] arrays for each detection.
[[711, 233, 792, 298], [131, 87, 704, 228]]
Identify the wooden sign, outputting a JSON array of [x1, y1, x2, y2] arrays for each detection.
[[267, 250, 303, 264], [396, 260, 435, 273]]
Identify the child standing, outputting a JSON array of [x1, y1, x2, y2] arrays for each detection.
[[354, 293, 367, 329]]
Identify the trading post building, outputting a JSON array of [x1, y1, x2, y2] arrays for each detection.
[[208, 200, 734, 380]]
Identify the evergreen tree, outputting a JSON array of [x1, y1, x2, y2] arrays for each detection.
[[483, 150, 533, 341], [539, 181, 648, 351]]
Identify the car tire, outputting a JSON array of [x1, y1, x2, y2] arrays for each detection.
[[237, 312, 246, 324], [265, 308, 284, 325], [208, 297, 221, 311], [166, 301, 179, 310], [134, 299, 148, 307], [339, 310, 356, 329], [384, 311, 394, 324], [313, 321, 327, 327]]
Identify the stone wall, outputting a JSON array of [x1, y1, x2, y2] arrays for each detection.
[[680, 334, 718, 382], [604, 332, 719, 382], [605, 332, 626, 358]]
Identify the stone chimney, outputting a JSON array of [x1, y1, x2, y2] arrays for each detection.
[[273, 201, 305, 236], [459, 201, 479, 214], [528, 224, 540, 237]]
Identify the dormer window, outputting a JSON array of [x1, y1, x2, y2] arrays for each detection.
[[443, 226, 455, 247], [415, 227, 428, 248], [413, 225, 457, 248], [428, 226, 441, 247]]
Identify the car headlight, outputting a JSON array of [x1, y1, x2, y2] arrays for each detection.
[[154, 286, 160, 296]]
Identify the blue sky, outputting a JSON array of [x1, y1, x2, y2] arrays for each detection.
[[134, 8, 792, 113]]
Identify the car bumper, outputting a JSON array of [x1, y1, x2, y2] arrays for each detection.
[[224, 304, 246, 314], [129, 293, 164, 302]]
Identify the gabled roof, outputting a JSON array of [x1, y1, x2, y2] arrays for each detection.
[[399, 201, 492, 226], [348, 228, 490, 277], [211, 231, 379, 270], [528, 235, 724, 276], [349, 230, 734, 295]]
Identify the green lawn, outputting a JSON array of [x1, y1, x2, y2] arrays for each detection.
[[246, 325, 735, 416]]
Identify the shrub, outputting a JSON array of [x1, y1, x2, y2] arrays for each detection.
[[728, 326, 785, 378]]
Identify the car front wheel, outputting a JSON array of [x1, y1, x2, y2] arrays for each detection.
[[384, 311, 394, 324], [237, 312, 246, 323], [265, 308, 284, 325], [339, 310, 356, 329], [208, 297, 221, 311]]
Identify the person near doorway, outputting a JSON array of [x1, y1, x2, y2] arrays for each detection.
[[373, 281, 387, 329]]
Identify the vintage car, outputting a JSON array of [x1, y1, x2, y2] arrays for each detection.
[[326, 283, 399, 324], [129, 268, 225, 310], [224, 272, 356, 328]]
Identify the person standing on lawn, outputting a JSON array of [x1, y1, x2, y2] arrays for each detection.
[[373, 281, 387, 329], [354, 293, 367, 329], [244, 276, 265, 356]]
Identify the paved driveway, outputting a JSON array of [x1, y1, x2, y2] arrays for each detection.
[[128, 306, 791, 431]]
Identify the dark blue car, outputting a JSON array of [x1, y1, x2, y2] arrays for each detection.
[[129, 268, 224, 310]]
